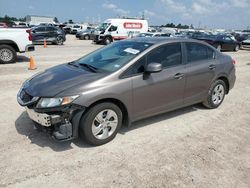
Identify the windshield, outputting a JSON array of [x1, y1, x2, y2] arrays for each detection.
[[74, 41, 152, 73], [97, 23, 110, 31]]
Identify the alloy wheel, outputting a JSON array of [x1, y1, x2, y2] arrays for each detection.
[[0, 48, 13, 62], [212, 84, 225, 105], [91, 109, 118, 140]]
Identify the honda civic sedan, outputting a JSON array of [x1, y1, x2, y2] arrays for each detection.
[[17, 38, 236, 145]]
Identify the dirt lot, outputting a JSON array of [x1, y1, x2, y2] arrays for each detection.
[[0, 35, 250, 188]]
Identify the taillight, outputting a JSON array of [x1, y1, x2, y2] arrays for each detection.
[[232, 59, 236, 65], [26, 29, 32, 41]]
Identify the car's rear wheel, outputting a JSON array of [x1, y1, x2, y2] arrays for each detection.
[[79, 102, 122, 145], [56, 36, 64, 45], [0, 45, 17, 64], [203, 80, 226, 109]]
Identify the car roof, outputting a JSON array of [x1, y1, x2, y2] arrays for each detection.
[[126, 37, 203, 44]]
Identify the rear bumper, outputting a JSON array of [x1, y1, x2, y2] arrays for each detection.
[[228, 67, 236, 91], [24, 44, 35, 52]]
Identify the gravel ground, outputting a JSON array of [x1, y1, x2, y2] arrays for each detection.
[[0, 35, 249, 188]]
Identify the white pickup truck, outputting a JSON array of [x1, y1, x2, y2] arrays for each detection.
[[0, 28, 35, 63]]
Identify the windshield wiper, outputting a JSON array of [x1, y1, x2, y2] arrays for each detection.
[[67, 61, 79, 68], [78, 63, 98, 73]]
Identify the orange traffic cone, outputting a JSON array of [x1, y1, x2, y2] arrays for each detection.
[[28, 56, 36, 70], [44, 38, 47, 48]]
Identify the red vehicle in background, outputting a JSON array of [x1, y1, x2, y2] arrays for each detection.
[[0, 22, 8, 28]]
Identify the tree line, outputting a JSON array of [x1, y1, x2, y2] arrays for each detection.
[[160, 23, 194, 29], [0, 15, 26, 26]]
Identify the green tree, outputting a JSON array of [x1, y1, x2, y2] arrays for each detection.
[[54, 17, 59, 23]]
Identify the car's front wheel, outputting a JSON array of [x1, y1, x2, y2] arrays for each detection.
[[103, 37, 112, 45], [216, 44, 222, 51], [203, 80, 226, 109], [84, 35, 90, 40], [234, 45, 240, 52], [80, 102, 122, 145]]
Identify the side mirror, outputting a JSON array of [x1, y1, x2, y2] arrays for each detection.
[[145, 63, 162, 73]]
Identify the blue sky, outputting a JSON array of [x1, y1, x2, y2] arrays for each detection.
[[0, 0, 250, 29]]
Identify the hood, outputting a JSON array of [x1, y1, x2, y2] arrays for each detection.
[[25, 64, 106, 97]]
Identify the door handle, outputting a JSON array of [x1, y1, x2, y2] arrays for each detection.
[[174, 73, 184, 80], [209, 64, 216, 70]]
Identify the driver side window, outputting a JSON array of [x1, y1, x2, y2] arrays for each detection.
[[108, 25, 118, 32], [121, 57, 146, 78]]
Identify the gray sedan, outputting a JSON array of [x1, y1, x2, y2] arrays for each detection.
[[17, 37, 236, 145]]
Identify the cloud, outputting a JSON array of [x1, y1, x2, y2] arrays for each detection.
[[231, 0, 250, 8], [160, 0, 187, 13], [102, 3, 129, 15], [144, 9, 156, 17], [28, 5, 34, 9], [160, 0, 231, 17], [102, 3, 116, 9]]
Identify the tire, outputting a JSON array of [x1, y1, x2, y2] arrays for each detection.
[[79, 102, 122, 146], [234, 45, 240, 52], [80, 35, 85, 40], [0, 45, 17, 64], [203, 80, 226, 109], [84, 35, 90, 40], [216, 44, 222, 52], [56, 36, 64, 45], [103, 37, 112, 45]]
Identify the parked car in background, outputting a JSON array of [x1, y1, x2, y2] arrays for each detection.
[[196, 35, 241, 51], [17, 38, 235, 145], [241, 38, 250, 49], [70, 25, 83, 34], [234, 33, 250, 42], [63, 25, 73, 34], [0, 28, 34, 63], [0, 22, 8, 28], [136, 32, 172, 38], [94, 18, 148, 45], [76, 29, 95, 40], [31, 25, 66, 45]]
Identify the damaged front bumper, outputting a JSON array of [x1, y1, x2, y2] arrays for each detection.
[[17, 88, 85, 141], [25, 104, 85, 141]]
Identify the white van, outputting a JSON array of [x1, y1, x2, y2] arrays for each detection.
[[94, 18, 148, 45]]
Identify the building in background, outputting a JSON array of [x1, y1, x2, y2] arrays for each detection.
[[25, 15, 55, 26]]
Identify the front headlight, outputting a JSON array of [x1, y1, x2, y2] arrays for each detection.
[[36, 95, 79, 108]]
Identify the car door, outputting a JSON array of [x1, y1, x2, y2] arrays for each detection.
[[184, 42, 217, 105], [125, 43, 186, 121], [32, 27, 46, 42], [46, 27, 57, 41], [222, 36, 235, 50]]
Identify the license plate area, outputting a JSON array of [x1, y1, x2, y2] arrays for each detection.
[[26, 108, 51, 127]]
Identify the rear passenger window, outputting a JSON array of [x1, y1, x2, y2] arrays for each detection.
[[147, 43, 182, 68], [35, 27, 45, 32], [186, 43, 215, 63], [47, 27, 57, 31]]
